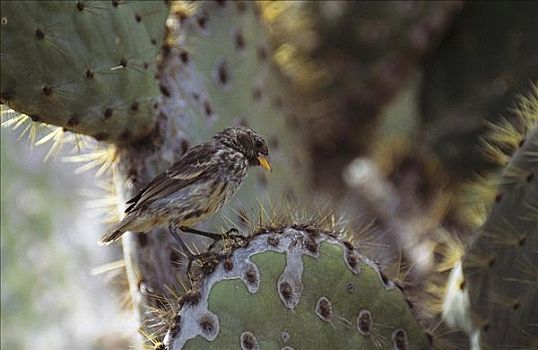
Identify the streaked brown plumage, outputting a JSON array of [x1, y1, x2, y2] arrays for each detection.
[[99, 126, 271, 245]]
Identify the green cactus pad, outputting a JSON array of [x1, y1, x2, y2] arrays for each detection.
[[462, 125, 538, 348], [164, 228, 430, 349], [0, 1, 169, 143]]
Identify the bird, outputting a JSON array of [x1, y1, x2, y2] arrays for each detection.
[[98, 126, 271, 249]]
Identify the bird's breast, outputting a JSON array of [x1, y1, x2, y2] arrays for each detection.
[[173, 178, 236, 227], [166, 151, 249, 226]]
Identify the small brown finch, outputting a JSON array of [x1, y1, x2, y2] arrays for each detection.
[[99, 126, 271, 247]]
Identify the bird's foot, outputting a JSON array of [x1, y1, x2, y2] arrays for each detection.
[[207, 227, 246, 251], [186, 253, 207, 276], [173, 226, 246, 277], [169, 225, 225, 279], [223, 227, 239, 236]]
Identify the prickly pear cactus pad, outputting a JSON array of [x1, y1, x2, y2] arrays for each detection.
[[163, 227, 431, 350], [462, 124, 538, 348], [0, 1, 169, 143]]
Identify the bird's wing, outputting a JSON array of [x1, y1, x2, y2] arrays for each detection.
[[125, 143, 218, 213]]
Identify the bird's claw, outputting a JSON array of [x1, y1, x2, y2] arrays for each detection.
[[224, 227, 239, 236], [207, 227, 243, 251], [174, 225, 245, 278], [186, 253, 205, 275]]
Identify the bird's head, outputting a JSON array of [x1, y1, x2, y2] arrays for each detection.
[[215, 126, 271, 171]]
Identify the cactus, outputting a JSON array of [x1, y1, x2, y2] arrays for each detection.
[[460, 124, 538, 349], [441, 89, 538, 349], [163, 225, 431, 350], [0, 1, 169, 143], [3, 1, 536, 349]]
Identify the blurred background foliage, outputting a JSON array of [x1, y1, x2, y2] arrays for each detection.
[[1, 1, 537, 349]]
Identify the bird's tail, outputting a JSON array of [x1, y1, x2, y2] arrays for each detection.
[[98, 217, 134, 245]]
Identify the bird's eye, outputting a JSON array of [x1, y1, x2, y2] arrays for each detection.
[[255, 140, 263, 148]]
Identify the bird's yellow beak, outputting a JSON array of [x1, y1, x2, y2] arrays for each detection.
[[257, 155, 272, 172]]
